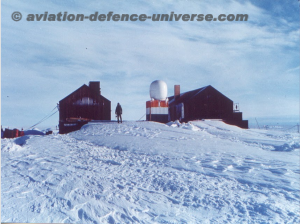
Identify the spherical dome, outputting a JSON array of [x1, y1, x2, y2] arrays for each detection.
[[150, 80, 168, 100]]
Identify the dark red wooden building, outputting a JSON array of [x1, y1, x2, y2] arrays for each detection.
[[168, 85, 248, 128], [59, 81, 111, 134]]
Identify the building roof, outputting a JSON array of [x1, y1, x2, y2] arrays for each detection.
[[168, 85, 232, 105], [59, 84, 110, 103]]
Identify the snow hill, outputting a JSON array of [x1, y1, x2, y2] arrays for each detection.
[[1, 120, 299, 223]]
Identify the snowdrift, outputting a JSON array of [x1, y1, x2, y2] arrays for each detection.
[[1, 120, 299, 223]]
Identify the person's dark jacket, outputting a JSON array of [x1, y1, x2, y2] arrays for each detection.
[[115, 104, 122, 115]]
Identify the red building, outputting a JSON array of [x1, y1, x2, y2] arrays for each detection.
[[168, 85, 248, 129], [59, 81, 111, 134]]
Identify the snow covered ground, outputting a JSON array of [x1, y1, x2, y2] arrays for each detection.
[[1, 120, 299, 223]]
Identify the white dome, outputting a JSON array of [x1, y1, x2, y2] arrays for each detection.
[[149, 80, 168, 100]]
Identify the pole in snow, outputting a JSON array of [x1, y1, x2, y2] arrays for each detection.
[[255, 118, 260, 129]]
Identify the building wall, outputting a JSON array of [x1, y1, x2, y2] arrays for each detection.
[[169, 87, 233, 122], [59, 84, 111, 134], [168, 86, 248, 128], [184, 88, 233, 121]]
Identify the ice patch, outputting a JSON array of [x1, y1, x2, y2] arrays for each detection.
[[1, 136, 31, 152], [166, 120, 201, 131], [272, 141, 300, 152], [14, 136, 31, 146], [1, 141, 23, 152]]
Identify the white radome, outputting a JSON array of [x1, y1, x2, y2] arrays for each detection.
[[150, 80, 168, 101]]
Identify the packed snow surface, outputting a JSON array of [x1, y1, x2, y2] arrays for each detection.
[[1, 120, 299, 223]]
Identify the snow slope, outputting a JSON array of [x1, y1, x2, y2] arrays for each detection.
[[1, 120, 299, 223]]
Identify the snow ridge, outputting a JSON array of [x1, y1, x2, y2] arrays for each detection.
[[1, 120, 299, 223]]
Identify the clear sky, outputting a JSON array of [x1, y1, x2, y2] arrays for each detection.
[[1, 0, 299, 129]]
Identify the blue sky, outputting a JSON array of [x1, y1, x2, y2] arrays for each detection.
[[1, 0, 299, 129]]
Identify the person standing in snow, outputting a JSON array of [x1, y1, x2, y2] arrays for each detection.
[[115, 103, 122, 123]]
